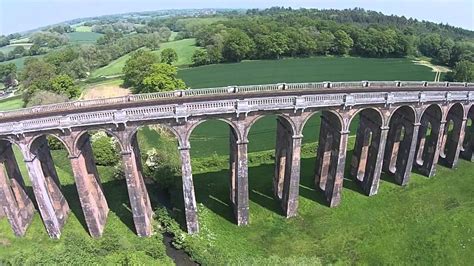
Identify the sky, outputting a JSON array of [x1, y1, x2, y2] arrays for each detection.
[[0, 0, 473, 35]]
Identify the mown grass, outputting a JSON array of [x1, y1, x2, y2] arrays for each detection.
[[0, 139, 173, 264], [0, 95, 23, 111], [168, 137, 474, 264], [91, 38, 199, 78]]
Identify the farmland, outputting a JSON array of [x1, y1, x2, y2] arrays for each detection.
[[90, 38, 199, 78], [180, 57, 435, 157]]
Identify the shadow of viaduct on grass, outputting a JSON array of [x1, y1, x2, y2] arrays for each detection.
[[19, 152, 409, 236]]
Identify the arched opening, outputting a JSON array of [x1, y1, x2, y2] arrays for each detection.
[[440, 103, 465, 168], [186, 119, 242, 225], [302, 110, 347, 207], [345, 108, 384, 196], [415, 104, 443, 177], [383, 106, 416, 185], [461, 106, 474, 161], [0, 139, 35, 237]]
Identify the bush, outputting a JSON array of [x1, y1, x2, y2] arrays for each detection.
[[91, 132, 119, 166]]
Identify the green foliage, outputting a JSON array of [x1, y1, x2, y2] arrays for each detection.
[[21, 59, 57, 105], [333, 30, 354, 55], [26, 90, 69, 107], [222, 29, 255, 62], [123, 50, 159, 88], [51, 74, 81, 99], [451, 60, 474, 82], [160, 48, 178, 65], [191, 49, 209, 66], [138, 63, 186, 93], [91, 133, 119, 166]]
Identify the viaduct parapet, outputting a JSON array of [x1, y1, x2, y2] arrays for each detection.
[[0, 81, 473, 238]]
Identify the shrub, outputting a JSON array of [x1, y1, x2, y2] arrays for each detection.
[[91, 132, 119, 166]]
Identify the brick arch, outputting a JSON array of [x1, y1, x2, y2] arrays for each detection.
[[186, 118, 242, 145], [72, 128, 125, 156], [419, 104, 443, 122], [244, 113, 297, 139], [300, 109, 344, 135], [347, 107, 386, 130], [387, 105, 417, 125], [127, 123, 182, 148], [28, 133, 73, 157]]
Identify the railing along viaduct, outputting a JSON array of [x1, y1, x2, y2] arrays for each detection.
[[0, 81, 473, 239]]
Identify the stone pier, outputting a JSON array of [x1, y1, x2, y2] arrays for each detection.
[[121, 133, 153, 237], [229, 125, 249, 225], [0, 141, 35, 236], [68, 132, 109, 237], [314, 111, 348, 207], [274, 117, 301, 217], [0, 81, 471, 238], [22, 136, 70, 239], [350, 109, 387, 196], [383, 107, 419, 185]]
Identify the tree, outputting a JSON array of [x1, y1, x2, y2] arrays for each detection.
[[333, 30, 353, 55], [123, 50, 160, 88], [138, 63, 187, 94], [0, 51, 4, 62], [12, 46, 26, 57], [160, 48, 178, 65], [451, 60, 473, 82], [91, 132, 119, 166], [222, 29, 255, 62], [315, 31, 335, 55], [192, 49, 209, 66], [26, 90, 69, 107], [50, 74, 81, 99], [254, 33, 289, 59]]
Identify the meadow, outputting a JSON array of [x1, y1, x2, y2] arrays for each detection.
[[0, 57, 470, 265], [90, 38, 199, 78], [180, 57, 435, 157]]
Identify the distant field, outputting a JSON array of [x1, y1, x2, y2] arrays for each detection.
[[152, 38, 200, 66], [9, 37, 30, 44], [66, 32, 102, 44], [0, 43, 32, 54], [0, 55, 43, 70], [74, 25, 92, 32], [178, 57, 435, 157], [91, 38, 199, 78], [178, 57, 435, 88]]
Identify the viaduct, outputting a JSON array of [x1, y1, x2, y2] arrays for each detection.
[[0, 81, 473, 239]]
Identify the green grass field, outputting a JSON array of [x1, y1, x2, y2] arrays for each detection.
[[66, 32, 103, 44], [0, 55, 43, 70], [0, 95, 24, 111], [152, 38, 200, 66], [0, 44, 32, 54], [91, 38, 199, 78], [1, 56, 470, 264], [0, 146, 173, 264], [180, 57, 434, 157], [178, 57, 435, 88], [74, 25, 92, 32], [170, 141, 474, 264]]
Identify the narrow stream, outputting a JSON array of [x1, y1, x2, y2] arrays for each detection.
[[154, 186, 198, 266]]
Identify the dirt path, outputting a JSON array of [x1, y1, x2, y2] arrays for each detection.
[[412, 59, 450, 82]]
